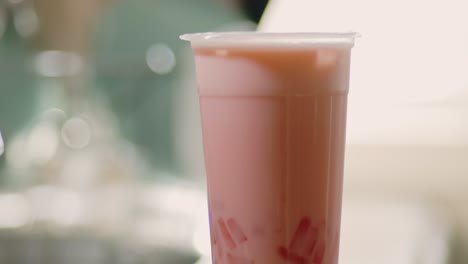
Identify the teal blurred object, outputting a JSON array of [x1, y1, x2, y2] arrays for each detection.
[[0, 17, 37, 147], [93, 0, 245, 173]]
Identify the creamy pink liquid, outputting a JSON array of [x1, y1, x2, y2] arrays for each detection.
[[194, 46, 351, 264]]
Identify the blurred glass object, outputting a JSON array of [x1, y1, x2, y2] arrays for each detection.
[[3, 46, 142, 234]]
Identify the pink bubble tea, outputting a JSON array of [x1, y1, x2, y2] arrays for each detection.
[[182, 32, 357, 264]]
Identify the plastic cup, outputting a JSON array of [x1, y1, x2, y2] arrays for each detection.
[[181, 32, 358, 264]]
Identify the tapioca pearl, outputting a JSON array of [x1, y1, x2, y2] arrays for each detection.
[[289, 217, 312, 252], [218, 217, 237, 249], [227, 218, 248, 243]]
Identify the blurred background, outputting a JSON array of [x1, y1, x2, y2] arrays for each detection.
[[0, 0, 467, 263]]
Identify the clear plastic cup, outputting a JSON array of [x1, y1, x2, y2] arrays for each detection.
[[182, 32, 358, 264]]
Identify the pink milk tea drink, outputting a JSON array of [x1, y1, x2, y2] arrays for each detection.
[[182, 32, 357, 264]]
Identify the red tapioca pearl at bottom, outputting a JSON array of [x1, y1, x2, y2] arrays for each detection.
[[227, 218, 248, 243], [277, 246, 307, 264], [289, 217, 312, 253], [277, 246, 289, 260], [218, 218, 236, 249]]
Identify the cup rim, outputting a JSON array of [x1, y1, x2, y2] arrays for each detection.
[[180, 31, 359, 48]]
